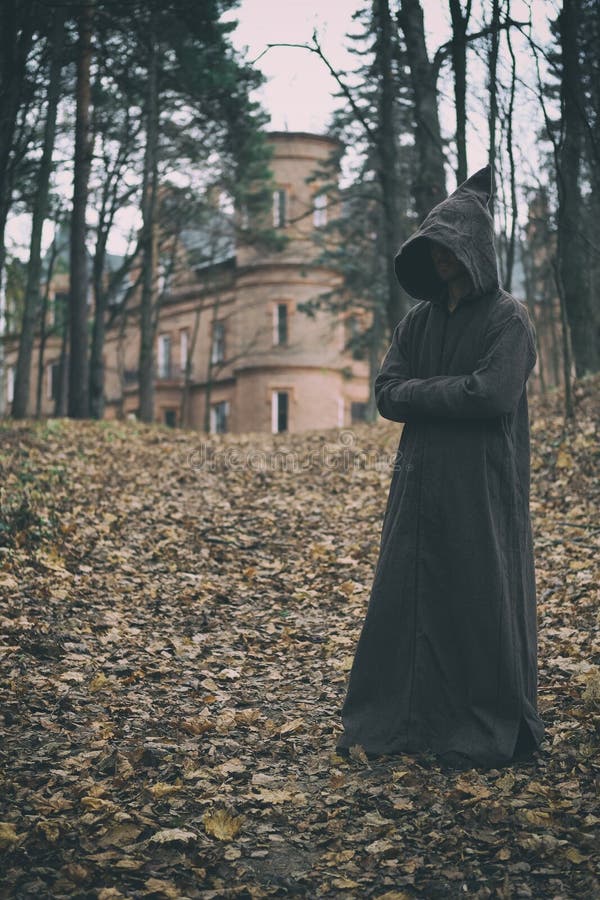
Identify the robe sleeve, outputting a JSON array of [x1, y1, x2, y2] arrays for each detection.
[[375, 313, 536, 422]]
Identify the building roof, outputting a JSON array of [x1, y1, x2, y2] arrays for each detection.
[[266, 130, 344, 149]]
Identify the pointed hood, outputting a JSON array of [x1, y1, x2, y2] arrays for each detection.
[[394, 165, 500, 303]]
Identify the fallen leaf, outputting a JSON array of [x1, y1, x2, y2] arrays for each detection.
[[150, 828, 197, 844], [203, 807, 243, 841]]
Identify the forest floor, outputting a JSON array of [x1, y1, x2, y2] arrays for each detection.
[[0, 377, 599, 899]]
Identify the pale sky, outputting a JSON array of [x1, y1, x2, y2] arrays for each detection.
[[6, 0, 554, 258], [226, 0, 453, 139], [225, 0, 552, 189]]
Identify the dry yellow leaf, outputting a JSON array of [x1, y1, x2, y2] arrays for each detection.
[[235, 708, 262, 725], [215, 710, 237, 732], [556, 447, 573, 469], [520, 808, 552, 826], [62, 863, 89, 883], [203, 807, 243, 841], [349, 743, 369, 764], [321, 848, 355, 864], [80, 796, 116, 813], [150, 828, 197, 844], [496, 771, 515, 792], [144, 877, 180, 898], [98, 823, 142, 847], [216, 758, 246, 775], [279, 718, 304, 735], [180, 715, 213, 735], [148, 782, 181, 798], [254, 787, 307, 805], [454, 775, 491, 799], [0, 822, 20, 849], [89, 672, 109, 692], [366, 838, 394, 855], [565, 847, 587, 864], [35, 819, 60, 842], [0, 574, 19, 590], [114, 752, 135, 780], [338, 579, 357, 597]]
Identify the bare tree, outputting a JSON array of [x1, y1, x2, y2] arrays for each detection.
[[68, 0, 94, 418], [12, 12, 65, 418]]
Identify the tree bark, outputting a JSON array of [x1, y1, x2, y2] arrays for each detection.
[[397, 0, 446, 220], [68, 1, 94, 418], [487, 0, 500, 216], [373, 0, 407, 332], [557, 0, 599, 375], [35, 231, 59, 416], [0, 0, 35, 415], [138, 7, 159, 423], [449, 0, 471, 185], [504, 7, 518, 292], [0, 0, 35, 287], [12, 12, 64, 418]]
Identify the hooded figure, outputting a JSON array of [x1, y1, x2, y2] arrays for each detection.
[[336, 166, 544, 769]]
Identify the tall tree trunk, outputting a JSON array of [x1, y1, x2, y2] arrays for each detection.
[[374, 0, 407, 332], [55, 303, 69, 417], [203, 287, 222, 434], [548, 290, 562, 388], [397, 0, 446, 220], [449, 0, 471, 185], [522, 235, 545, 393], [0, 0, 35, 415], [138, 7, 159, 423], [504, 7, 518, 292], [35, 231, 59, 416], [68, 1, 94, 418], [487, 0, 501, 215], [0, 0, 34, 286], [180, 305, 201, 428], [557, 0, 599, 375], [89, 230, 107, 418], [12, 12, 64, 418]]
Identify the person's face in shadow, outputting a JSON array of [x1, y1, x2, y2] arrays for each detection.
[[429, 242, 466, 283]]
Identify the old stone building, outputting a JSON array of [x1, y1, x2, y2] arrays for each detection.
[[3, 130, 371, 434]]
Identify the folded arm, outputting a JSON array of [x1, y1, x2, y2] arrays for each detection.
[[375, 313, 536, 423]]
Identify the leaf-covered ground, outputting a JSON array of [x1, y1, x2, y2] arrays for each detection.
[[1, 378, 599, 899]]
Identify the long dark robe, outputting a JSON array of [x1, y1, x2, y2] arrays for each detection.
[[336, 166, 544, 768]]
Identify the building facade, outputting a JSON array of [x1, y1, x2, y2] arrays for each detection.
[[3, 131, 371, 434]]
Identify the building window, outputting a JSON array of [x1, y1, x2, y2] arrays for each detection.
[[124, 368, 138, 386], [211, 321, 225, 364], [271, 391, 289, 433], [47, 361, 60, 401], [273, 303, 288, 346], [164, 408, 177, 428], [6, 365, 15, 404], [273, 188, 286, 228], [351, 401, 367, 423], [313, 192, 327, 227], [157, 333, 172, 379], [210, 400, 229, 434], [240, 202, 249, 230], [180, 329, 189, 375]]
